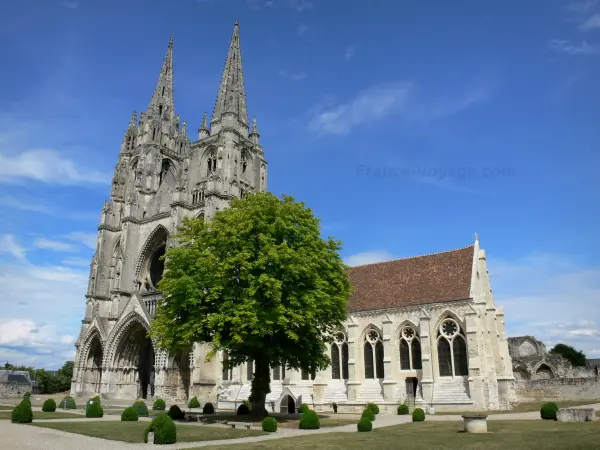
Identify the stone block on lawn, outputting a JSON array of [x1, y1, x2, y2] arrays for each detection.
[[556, 408, 596, 422]]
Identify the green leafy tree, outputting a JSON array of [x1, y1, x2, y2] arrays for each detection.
[[151, 193, 351, 415], [550, 343, 586, 367]]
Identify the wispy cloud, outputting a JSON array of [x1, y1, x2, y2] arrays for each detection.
[[60, 1, 79, 9], [62, 257, 92, 267], [344, 45, 355, 62], [34, 238, 76, 252], [0, 149, 111, 186], [579, 12, 600, 29], [308, 81, 491, 136], [549, 39, 600, 55], [246, 0, 312, 11], [0, 234, 27, 262], [64, 232, 97, 250], [0, 195, 98, 221], [344, 250, 395, 266], [297, 24, 310, 35], [0, 196, 52, 214], [279, 70, 308, 81]]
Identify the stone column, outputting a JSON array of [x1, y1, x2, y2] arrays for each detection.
[[419, 313, 434, 405], [345, 320, 361, 401], [381, 315, 396, 401], [465, 307, 485, 409]]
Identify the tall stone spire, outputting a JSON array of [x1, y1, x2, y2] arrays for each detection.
[[148, 35, 175, 116], [211, 21, 249, 127]]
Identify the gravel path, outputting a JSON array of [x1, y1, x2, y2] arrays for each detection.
[[0, 403, 597, 449]]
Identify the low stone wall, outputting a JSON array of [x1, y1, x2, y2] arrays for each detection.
[[515, 377, 600, 402]]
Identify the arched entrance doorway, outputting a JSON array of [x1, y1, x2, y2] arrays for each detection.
[[84, 335, 103, 394], [114, 320, 155, 399], [280, 395, 296, 414]]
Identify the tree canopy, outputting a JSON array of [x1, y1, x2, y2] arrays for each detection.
[[550, 343, 587, 367], [150, 192, 352, 413], [3, 360, 74, 394]]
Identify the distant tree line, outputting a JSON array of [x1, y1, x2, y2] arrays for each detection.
[[3, 361, 74, 394]]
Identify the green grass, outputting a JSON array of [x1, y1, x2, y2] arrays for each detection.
[[442, 399, 600, 415], [195, 420, 600, 450], [30, 421, 265, 443], [193, 413, 355, 428], [0, 411, 85, 420]]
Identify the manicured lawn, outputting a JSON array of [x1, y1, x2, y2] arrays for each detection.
[[30, 421, 265, 443], [0, 411, 85, 420], [197, 420, 600, 450], [196, 413, 355, 428], [0, 405, 13, 410], [444, 399, 600, 415]]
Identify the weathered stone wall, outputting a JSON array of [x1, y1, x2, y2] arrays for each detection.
[[515, 377, 600, 402], [0, 382, 31, 397]]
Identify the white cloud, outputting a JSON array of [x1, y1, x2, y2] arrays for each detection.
[[344, 250, 395, 267], [0, 196, 51, 214], [65, 232, 97, 250], [60, 1, 79, 8], [62, 257, 92, 267], [489, 252, 600, 358], [0, 149, 110, 185], [344, 45, 355, 62], [0, 260, 87, 369], [549, 39, 600, 55], [34, 238, 76, 252], [0, 234, 27, 262], [579, 12, 600, 29]]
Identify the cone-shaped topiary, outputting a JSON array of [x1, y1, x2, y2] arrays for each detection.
[[86, 401, 103, 418], [357, 417, 372, 432], [188, 396, 200, 408], [540, 402, 559, 420], [121, 406, 139, 421], [167, 405, 185, 420], [11, 399, 33, 424], [412, 407, 425, 422], [42, 398, 57, 412], [91, 395, 101, 404], [144, 413, 177, 445], [298, 403, 309, 414], [153, 399, 166, 411], [397, 404, 409, 415], [361, 408, 375, 421], [299, 409, 320, 429], [59, 396, 76, 409], [133, 400, 149, 417], [367, 403, 379, 415], [262, 416, 278, 432], [237, 403, 250, 415], [202, 402, 215, 414]]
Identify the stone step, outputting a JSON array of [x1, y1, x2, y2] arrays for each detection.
[[432, 379, 471, 403]]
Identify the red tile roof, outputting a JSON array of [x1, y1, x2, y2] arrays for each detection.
[[346, 245, 474, 312]]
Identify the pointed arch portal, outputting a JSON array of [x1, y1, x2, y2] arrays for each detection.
[[113, 321, 155, 399], [83, 335, 103, 394]]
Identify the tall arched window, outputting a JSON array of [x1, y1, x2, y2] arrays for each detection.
[[331, 332, 349, 380], [246, 360, 253, 381], [364, 329, 384, 379], [222, 352, 232, 381], [399, 325, 422, 371], [437, 318, 468, 377]]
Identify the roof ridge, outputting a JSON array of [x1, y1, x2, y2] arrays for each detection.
[[347, 244, 475, 269]]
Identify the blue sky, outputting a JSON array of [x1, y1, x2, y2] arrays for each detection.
[[0, 0, 598, 369]]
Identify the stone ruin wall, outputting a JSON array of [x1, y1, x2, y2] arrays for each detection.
[[508, 335, 600, 403]]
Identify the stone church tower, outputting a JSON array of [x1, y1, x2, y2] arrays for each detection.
[[71, 22, 267, 401]]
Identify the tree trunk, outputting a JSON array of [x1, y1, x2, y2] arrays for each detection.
[[250, 356, 271, 416]]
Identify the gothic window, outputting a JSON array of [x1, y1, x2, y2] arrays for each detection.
[[159, 159, 170, 185], [364, 328, 384, 379], [159, 105, 163, 116], [272, 365, 284, 381], [152, 128, 156, 140], [180, 143, 183, 154], [162, 86, 165, 96], [399, 325, 423, 371], [437, 318, 469, 377], [331, 332, 349, 380], [222, 352, 233, 381], [246, 360, 253, 381], [301, 368, 309, 381]]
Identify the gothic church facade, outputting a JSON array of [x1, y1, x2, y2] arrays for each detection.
[[71, 23, 515, 412]]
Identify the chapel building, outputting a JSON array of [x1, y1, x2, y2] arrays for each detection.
[[71, 22, 515, 412]]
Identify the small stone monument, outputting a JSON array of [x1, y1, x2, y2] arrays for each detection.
[[557, 408, 596, 422], [147, 432, 154, 444], [462, 414, 488, 433]]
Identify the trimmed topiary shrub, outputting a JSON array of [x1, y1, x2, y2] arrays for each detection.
[[91, 395, 101, 404], [121, 406, 139, 421], [153, 399, 166, 411], [133, 400, 149, 417], [357, 417, 372, 432], [361, 408, 375, 421], [412, 407, 425, 422], [298, 403, 309, 414], [237, 403, 250, 415], [11, 399, 33, 424], [299, 409, 320, 429], [144, 413, 177, 445], [42, 398, 56, 412], [86, 401, 103, 418], [23, 391, 31, 398], [59, 396, 76, 410], [188, 396, 200, 408], [262, 416, 278, 432], [167, 405, 185, 420], [397, 403, 409, 415], [367, 403, 379, 415], [203, 402, 215, 414], [541, 402, 559, 420]]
